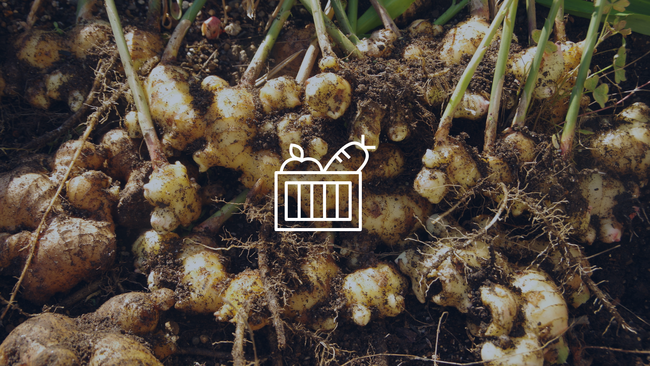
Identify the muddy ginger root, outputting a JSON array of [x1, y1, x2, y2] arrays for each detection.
[[143, 161, 202, 233], [590, 102, 650, 180], [341, 263, 408, 326], [0, 290, 174, 366], [214, 269, 269, 330], [304, 72, 352, 119], [285, 255, 339, 326], [415, 137, 482, 204], [145, 64, 211, 153]]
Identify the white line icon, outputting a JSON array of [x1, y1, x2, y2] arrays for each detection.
[[274, 136, 376, 232]]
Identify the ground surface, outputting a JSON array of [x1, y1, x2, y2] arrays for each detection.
[[1, 0, 650, 365]]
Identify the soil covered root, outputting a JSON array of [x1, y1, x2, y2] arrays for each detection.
[[0, 289, 176, 365], [7, 17, 162, 112], [0, 138, 121, 303], [396, 211, 585, 366], [134, 228, 412, 331]]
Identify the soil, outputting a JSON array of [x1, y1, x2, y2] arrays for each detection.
[[1, 1, 650, 366]]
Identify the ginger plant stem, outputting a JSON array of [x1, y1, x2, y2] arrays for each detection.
[[369, 0, 400, 35], [299, 0, 362, 58], [484, 0, 518, 154], [146, 0, 162, 31], [241, 0, 296, 87], [555, 1, 566, 42], [434, 0, 469, 25], [434, 0, 514, 145], [192, 189, 249, 235], [105, 0, 168, 169], [348, 0, 358, 34], [527, 0, 537, 44], [161, 0, 208, 63], [560, 0, 605, 159], [511, 0, 563, 129], [332, 0, 359, 43], [309, 0, 335, 58], [296, 39, 320, 85]]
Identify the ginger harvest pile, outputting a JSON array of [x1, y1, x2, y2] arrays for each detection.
[[1, 0, 649, 365]]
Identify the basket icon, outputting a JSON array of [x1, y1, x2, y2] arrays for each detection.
[[274, 136, 376, 232]]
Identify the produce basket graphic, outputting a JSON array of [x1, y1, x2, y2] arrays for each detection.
[[274, 136, 375, 232]]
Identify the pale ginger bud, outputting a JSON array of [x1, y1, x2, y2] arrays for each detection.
[[414, 168, 449, 205], [66, 170, 117, 223], [591, 103, 650, 180], [408, 19, 442, 37], [357, 29, 397, 58], [454, 93, 489, 120], [144, 162, 202, 233], [132, 230, 180, 271], [202, 75, 229, 93], [260, 76, 302, 114], [175, 243, 230, 314], [439, 17, 490, 65], [125, 30, 164, 71], [342, 263, 408, 326], [124, 111, 143, 138], [304, 73, 351, 119], [215, 269, 268, 330]]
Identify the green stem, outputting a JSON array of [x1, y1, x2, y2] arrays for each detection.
[[332, 0, 359, 44], [300, 0, 363, 58], [161, 0, 207, 63], [434, 0, 514, 145], [356, 0, 416, 35], [434, 0, 470, 25], [241, 0, 296, 87], [527, 0, 537, 44], [369, 0, 400, 35], [309, 0, 335, 58], [348, 0, 358, 34], [105, 0, 167, 168], [484, 0, 518, 154], [192, 189, 249, 235], [511, 0, 563, 129], [560, 0, 606, 159], [146, 0, 162, 31]]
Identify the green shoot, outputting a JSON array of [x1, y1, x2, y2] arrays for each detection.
[[356, 0, 417, 35], [560, 0, 607, 159], [161, 0, 208, 63], [332, 0, 360, 44], [309, 0, 335, 58], [53, 21, 64, 35], [241, 0, 296, 87], [435, 0, 515, 144], [511, 0, 563, 129], [527, 0, 537, 44], [192, 189, 249, 235], [348, 0, 358, 34], [485, 0, 518, 154], [434, 0, 469, 25], [299, 0, 362, 58]]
